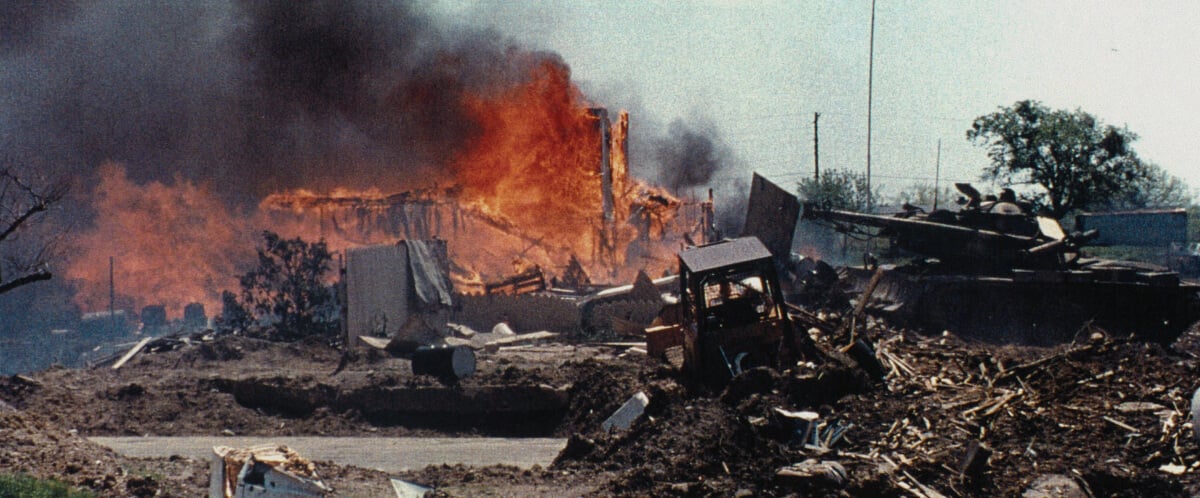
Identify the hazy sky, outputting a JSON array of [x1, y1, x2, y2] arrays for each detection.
[[438, 0, 1200, 200]]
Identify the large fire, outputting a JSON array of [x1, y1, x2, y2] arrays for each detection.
[[65, 56, 704, 320], [66, 164, 252, 317], [454, 60, 605, 256]]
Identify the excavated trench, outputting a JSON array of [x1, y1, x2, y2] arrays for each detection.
[[212, 376, 570, 436]]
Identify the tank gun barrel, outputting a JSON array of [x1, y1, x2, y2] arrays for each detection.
[[1026, 229, 1098, 256], [801, 202, 1081, 271], [801, 203, 1038, 246]]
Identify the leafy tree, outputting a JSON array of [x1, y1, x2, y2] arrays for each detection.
[[796, 169, 882, 266], [892, 182, 957, 210], [797, 168, 877, 211], [0, 165, 67, 295], [1102, 162, 1193, 211], [228, 231, 336, 341], [967, 100, 1151, 218], [217, 290, 252, 333]]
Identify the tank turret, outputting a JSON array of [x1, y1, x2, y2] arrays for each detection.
[[802, 183, 1097, 273], [801, 183, 1195, 344]]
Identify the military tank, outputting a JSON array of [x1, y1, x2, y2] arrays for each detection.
[[802, 183, 1199, 344]]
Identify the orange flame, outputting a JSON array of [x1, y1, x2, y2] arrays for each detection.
[[66, 58, 706, 320], [66, 164, 252, 318], [452, 60, 604, 256]]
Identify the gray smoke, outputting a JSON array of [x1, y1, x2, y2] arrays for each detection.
[[647, 117, 748, 235], [0, 1, 564, 202], [1, 0, 746, 218]]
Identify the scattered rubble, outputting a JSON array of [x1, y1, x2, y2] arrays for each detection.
[[2, 313, 1200, 495], [601, 392, 649, 433], [2, 201, 1200, 495], [210, 445, 328, 497]]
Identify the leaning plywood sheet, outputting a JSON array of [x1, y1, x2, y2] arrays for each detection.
[[741, 172, 800, 259]]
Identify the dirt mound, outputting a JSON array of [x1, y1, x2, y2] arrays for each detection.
[[0, 409, 205, 497], [4, 322, 1200, 496], [547, 322, 1200, 497]]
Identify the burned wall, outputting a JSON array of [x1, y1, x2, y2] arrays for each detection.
[[345, 244, 410, 345]]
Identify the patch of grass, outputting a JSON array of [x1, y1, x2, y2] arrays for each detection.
[[0, 474, 95, 498]]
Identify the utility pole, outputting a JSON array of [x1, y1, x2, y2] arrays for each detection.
[[813, 112, 821, 181], [866, 0, 876, 212], [934, 139, 942, 211], [109, 256, 115, 335]]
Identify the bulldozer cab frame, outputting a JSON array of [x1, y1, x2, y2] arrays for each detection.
[[677, 237, 793, 384]]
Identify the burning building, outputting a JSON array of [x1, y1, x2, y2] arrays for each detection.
[[0, 1, 741, 352], [261, 107, 714, 292]]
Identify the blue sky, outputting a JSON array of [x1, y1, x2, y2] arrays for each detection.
[[436, 0, 1200, 200]]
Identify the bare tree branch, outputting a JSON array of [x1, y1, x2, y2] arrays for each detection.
[[0, 164, 67, 296], [0, 268, 51, 295]]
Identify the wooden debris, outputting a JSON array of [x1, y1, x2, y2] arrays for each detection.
[[775, 459, 848, 488], [838, 267, 885, 343], [1102, 415, 1139, 434], [958, 439, 991, 479], [1115, 401, 1167, 414], [111, 337, 153, 370], [961, 391, 1019, 418], [13, 374, 42, 387], [995, 345, 1094, 383], [664, 346, 685, 370], [591, 342, 647, 348], [358, 336, 390, 350], [1159, 463, 1186, 475], [211, 444, 327, 498], [645, 324, 684, 358], [483, 331, 559, 351], [785, 303, 836, 335], [899, 470, 948, 498]]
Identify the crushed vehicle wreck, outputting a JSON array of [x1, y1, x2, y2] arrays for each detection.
[[647, 236, 815, 384], [802, 183, 1200, 343], [210, 445, 329, 498]]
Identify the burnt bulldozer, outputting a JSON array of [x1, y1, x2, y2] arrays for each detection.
[[802, 184, 1200, 344]]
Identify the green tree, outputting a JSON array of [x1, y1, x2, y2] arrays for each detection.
[[892, 182, 957, 210], [229, 231, 336, 341], [217, 290, 252, 333], [797, 169, 876, 212], [1103, 162, 1193, 211], [967, 100, 1150, 218], [796, 169, 882, 266]]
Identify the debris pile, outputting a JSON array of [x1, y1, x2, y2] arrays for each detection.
[[211, 445, 328, 497], [550, 318, 1200, 496], [0, 259, 1195, 496]]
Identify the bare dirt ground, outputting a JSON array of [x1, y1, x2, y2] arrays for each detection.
[[3, 316, 1200, 496]]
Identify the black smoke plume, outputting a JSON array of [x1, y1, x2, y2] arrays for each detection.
[[647, 118, 747, 235]]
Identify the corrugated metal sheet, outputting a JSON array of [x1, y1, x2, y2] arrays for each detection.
[[678, 237, 773, 273]]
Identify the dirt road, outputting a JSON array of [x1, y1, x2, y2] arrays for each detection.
[[91, 436, 566, 473]]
